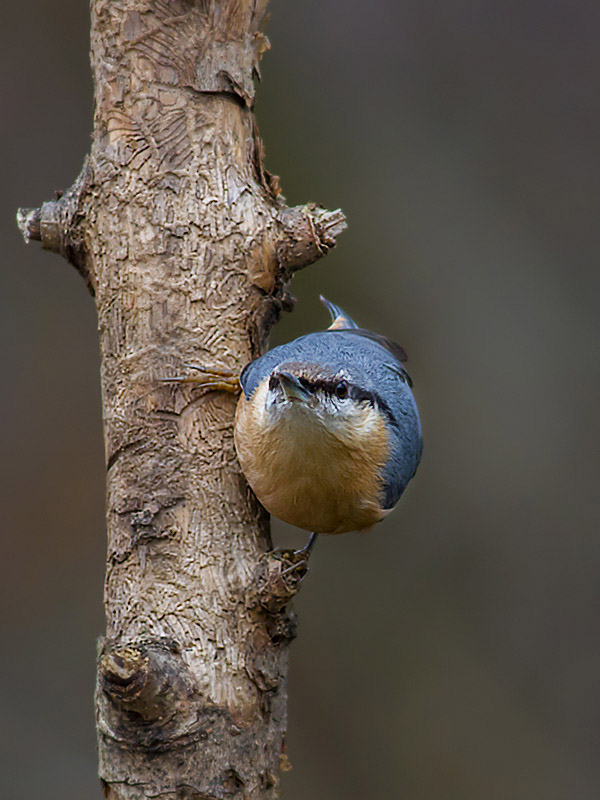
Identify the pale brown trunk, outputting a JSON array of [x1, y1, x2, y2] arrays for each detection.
[[17, 2, 345, 797]]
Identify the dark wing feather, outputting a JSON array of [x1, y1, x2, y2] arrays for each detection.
[[348, 329, 407, 363]]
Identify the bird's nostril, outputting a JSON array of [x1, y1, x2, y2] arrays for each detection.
[[268, 373, 280, 391]]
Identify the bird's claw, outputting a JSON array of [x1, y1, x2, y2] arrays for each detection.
[[161, 364, 240, 394], [254, 535, 318, 612], [268, 533, 318, 581], [277, 533, 318, 578]]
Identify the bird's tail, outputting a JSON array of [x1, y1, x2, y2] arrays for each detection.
[[320, 296, 359, 331]]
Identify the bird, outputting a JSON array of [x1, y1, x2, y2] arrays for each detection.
[[173, 298, 422, 555]]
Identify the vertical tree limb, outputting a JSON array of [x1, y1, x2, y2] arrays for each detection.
[[17, 2, 345, 798]]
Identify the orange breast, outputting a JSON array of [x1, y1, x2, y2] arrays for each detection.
[[234, 382, 390, 534]]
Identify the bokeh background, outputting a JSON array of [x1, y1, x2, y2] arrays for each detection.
[[2, 1, 599, 797]]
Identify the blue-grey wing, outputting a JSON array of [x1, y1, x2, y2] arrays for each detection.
[[380, 396, 422, 509]]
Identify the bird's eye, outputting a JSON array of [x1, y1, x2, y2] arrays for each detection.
[[335, 380, 348, 399]]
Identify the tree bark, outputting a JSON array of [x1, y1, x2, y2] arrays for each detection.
[[17, 2, 345, 798]]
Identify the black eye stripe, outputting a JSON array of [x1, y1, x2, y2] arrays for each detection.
[[271, 373, 396, 424], [349, 386, 396, 425]]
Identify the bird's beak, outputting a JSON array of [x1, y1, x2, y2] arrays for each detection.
[[276, 372, 312, 402]]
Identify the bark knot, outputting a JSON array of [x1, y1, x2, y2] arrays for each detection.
[[277, 203, 347, 275], [16, 159, 95, 294], [99, 638, 190, 722]]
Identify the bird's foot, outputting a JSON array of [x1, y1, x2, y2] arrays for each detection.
[[279, 533, 319, 579], [279, 533, 318, 572], [161, 364, 240, 394], [254, 535, 318, 613]]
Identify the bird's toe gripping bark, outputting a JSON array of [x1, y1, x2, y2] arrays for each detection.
[[162, 364, 241, 395], [254, 548, 311, 614]]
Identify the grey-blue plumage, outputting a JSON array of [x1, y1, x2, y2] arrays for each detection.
[[240, 305, 422, 512]]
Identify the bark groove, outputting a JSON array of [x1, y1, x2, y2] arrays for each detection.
[[18, 2, 345, 798]]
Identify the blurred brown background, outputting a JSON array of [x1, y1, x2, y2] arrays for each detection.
[[2, 1, 599, 797]]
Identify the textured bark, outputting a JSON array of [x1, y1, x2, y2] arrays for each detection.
[[17, 2, 345, 798]]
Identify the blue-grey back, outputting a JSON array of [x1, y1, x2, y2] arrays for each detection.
[[240, 329, 422, 509]]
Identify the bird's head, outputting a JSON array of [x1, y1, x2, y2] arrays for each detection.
[[262, 360, 391, 446]]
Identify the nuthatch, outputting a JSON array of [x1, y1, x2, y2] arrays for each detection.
[[175, 298, 422, 553]]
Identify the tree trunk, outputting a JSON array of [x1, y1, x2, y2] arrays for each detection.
[[17, 2, 345, 797]]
